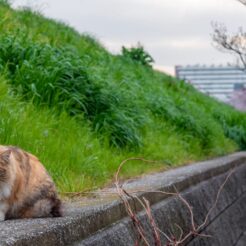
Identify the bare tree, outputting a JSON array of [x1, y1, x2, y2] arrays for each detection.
[[213, 23, 246, 69], [212, 0, 246, 110], [238, 0, 246, 6], [212, 1, 246, 69]]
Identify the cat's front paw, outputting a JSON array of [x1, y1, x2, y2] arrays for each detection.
[[0, 212, 5, 221]]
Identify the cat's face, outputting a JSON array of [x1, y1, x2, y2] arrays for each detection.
[[0, 150, 11, 183]]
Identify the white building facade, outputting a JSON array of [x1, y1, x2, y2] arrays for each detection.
[[175, 65, 246, 102]]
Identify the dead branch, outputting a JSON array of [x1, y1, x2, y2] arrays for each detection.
[[238, 0, 246, 6], [196, 169, 234, 231], [212, 22, 246, 69], [115, 157, 234, 246]]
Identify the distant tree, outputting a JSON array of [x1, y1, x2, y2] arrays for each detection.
[[212, 0, 246, 110], [212, 0, 246, 69], [238, 0, 246, 5], [121, 43, 154, 67], [229, 88, 246, 111], [213, 23, 246, 69]]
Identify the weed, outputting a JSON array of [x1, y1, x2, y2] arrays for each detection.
[[0, 3, 244, 192]]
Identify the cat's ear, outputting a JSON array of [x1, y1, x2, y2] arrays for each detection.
[[0, 150, 11, 164]]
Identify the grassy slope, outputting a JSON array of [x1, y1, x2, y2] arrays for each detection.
[[0, 2, 245, 192]]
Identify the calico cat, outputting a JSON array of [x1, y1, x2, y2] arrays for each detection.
[[0, 145, 62, 220]]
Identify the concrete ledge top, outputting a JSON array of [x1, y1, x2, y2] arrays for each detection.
[[121, 152, 246, 190], [0, 152, 246, 246]]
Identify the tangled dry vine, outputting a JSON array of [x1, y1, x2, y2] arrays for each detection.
[[114, 157, 234, 246]]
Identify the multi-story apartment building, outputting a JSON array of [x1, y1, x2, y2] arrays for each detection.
[[175, 65, 246, 102]]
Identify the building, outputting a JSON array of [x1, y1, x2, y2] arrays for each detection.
[[175, 65, 246, 102]]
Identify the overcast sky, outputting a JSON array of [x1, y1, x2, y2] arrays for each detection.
[[12, 0, 246, 75]]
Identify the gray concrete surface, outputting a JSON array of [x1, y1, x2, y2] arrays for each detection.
[[0, 152, 245, 246], [80, 163, 246, 246]]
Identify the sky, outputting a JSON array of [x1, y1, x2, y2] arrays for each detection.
[[12, 0, 246, 75]]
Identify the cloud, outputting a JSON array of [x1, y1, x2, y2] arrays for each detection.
[[12, 0, 246, 68]]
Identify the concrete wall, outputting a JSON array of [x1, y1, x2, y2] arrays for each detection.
[[80, 154, 246, 246], [0, 152, 245, 246]]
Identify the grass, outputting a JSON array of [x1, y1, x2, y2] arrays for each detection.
[[0, 1, 244, 192], [0, 76, 166, 192]]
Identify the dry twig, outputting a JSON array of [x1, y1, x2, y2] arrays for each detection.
[[115, 157, 234, 246]]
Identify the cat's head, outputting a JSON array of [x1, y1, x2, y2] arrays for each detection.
[[0, 150, 11, 182]]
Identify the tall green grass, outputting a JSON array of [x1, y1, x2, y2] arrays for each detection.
[[0, 75, 167, 191], [0, 1, 244, 192], [0, 35, 146, 148]]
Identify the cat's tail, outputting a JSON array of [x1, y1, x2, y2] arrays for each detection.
[[18, 196, 63, 219], [50, 196, 63, 217]]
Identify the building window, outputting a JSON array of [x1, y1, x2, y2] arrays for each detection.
[[234, 83, 244, 90]]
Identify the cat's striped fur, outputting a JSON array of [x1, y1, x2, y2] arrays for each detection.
[[0, 145, 62, 220]]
